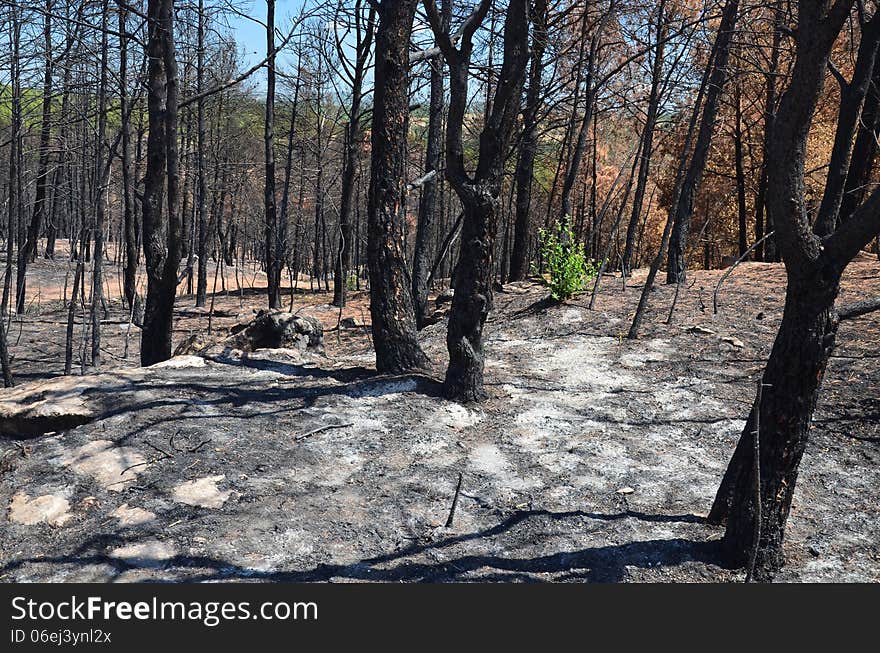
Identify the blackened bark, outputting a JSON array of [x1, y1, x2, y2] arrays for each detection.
[[91, 0, 109, 367], [734, 80, 749, 257], [622, 0, 667, 275], [839, 62, 880, 222], [709, 0, 878, 579], [195, 0, 208, 307], [425, 0, 529, 401], [367, 0, 429, 373], [815, 11, 880, 236], [264, 0, 282, 309], [413, 0, 450, 325], [754, 0, 783, 262], [334, 2, 376, 308], [120, 4, 137, 310], [509, 0, 548, 282], [141, 0, 182, 366], [17, 0, 54, 313], [709, 272, 841, 577], [666, 0, 740, 284]]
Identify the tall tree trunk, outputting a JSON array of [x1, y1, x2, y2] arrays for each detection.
[[622, 1, 667, 275], [709, 0, 880, 579], [141, 0, 182, 366], [367, 0, 429, 373], [91, 0, 109, 368], [17, 0, 54, 314], [196, 0, 209, 307], [412, 0, 450, 323], [509, 0, 548, 282], [334, 2, 376, 308], [425, 0, 529, 400], [264, 0, 281, 309], [119, 4, 137, 310], [754, 0, 783, 262], [666, 0, 740, 284]]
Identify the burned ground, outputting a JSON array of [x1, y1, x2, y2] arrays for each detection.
[[0, 254, 878, 582]]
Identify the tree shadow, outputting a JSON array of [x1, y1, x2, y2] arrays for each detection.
[[0, 509, 721, 583]]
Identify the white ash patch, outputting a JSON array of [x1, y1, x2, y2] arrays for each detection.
[[149, 355, 207, 369], [110, 540, 177, 567], [435, 403, 482, 429], [172, 475, 232, 509], [8, 492, 72, 527], [59, 440, 146, 491], [110, 503, 156, 527]]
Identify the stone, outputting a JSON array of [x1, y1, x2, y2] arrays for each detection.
[[229, 310, 324, 353]]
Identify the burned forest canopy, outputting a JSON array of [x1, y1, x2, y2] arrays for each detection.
[[0, 0, 879, 582]]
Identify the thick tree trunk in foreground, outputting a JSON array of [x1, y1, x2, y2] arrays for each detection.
[[367, 0, 429, 373], [709, 271, 840, 576], [709, 0, 880, 579], [141, 0, 182, 366]]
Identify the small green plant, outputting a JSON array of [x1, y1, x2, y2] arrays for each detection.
[[538, 219, 597, 301], [346, 273, 359, 291]]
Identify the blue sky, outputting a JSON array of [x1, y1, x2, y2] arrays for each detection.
[[222, 0, 308, 74]]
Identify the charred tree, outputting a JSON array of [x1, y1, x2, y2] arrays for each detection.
[[509, 0, 548, 282], [412, 0, 451, 325], [264, 0, 282, 309], [425, 0, 529, 401], [141, 0, 182, 366], [333, 1, 376, 308], [709, 0, 880, 579], [366, 0, 429, 373], [666, 0, 740, 284]]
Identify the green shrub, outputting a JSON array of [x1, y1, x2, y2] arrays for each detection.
[[538, 219, 597, 301]]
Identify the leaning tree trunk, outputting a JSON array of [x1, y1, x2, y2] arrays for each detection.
[[708, 0, 880, 580], [366, 0, 429, 373], [708, 268, 841, 576], [666, 0, 739, 284]]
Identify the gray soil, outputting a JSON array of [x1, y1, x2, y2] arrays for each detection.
[[1, 255, 878, 582]]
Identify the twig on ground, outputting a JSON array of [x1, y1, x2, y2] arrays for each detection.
[[294, 423, 353, 442], [445, 472, 463, 528]]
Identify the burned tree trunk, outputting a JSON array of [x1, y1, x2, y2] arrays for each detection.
[[264, 0, 282, 309], [622, 0, 667, 275], [366, 0, 429, 373], [412, 0, 450, 326], [509, 0, 548, 282], [334, 2, 375, 308], [425, 0, 529, 401], [119, 3, 137, 310], [709, 0, 880, 579], [666, 0, 740, 284], [17, 0, 54, 314], [141, 0, 182, 366]]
